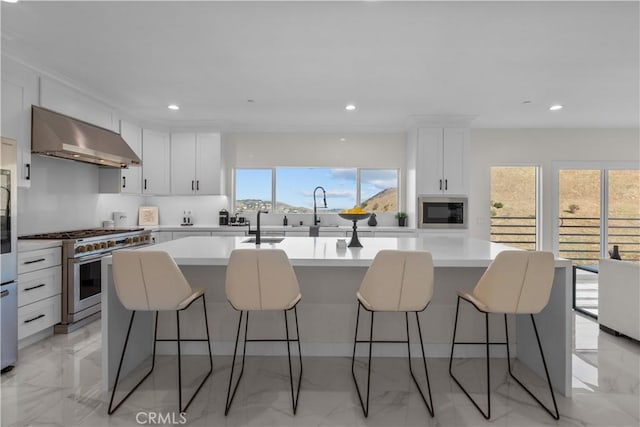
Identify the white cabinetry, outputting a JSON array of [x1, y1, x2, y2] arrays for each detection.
[[172, 231, 212, 239], [39, 77, 119, 132], [170, 133, 222, 195], [17, 245, 62, 342], [1, 58, 39, 187], [416, 128, 469, 195], [142, 129, 171, 195], [99, 120, 142, 194]]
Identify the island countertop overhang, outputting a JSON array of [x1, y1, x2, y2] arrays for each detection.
[[103, 235, 572, 268]]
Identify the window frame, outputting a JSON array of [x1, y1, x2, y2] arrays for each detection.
[[489, 164, 542, 251], [233, 167, 401, 214]]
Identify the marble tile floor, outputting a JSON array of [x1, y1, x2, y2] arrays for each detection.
[[1, 313, 638, 427]]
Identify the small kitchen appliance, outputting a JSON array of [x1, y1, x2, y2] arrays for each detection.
[[219, 209, 229, 226], [417, 196, 467, 229]]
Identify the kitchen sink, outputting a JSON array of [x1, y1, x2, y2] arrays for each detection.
[[242, 237, 285, 244]]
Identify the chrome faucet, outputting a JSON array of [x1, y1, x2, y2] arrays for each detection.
[[255, 210, 268, 245]]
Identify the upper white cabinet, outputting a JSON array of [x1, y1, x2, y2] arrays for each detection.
[[170, 132, 222, 195], [416, 127, 469, 195], [1, 58, 39, 187], [39, 78, 119, 132], [142, 129, 171, 195], [99, 121, 142, 194]]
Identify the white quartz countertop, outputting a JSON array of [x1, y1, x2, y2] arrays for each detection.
[[105, 235, 571, 268], [147, 225, 417, 232]]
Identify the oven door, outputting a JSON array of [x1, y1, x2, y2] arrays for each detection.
[[68, 255, 103, 315]]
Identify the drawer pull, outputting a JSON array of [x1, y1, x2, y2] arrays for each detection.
[[24, 258, 46, 265], [25, 284, 46, 292], [24, 314, 45, 324], [0, 290, 9, 298]]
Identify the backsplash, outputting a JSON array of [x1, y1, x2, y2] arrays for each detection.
[[143, 195, 229, 226], [17, 155, 230, 234]]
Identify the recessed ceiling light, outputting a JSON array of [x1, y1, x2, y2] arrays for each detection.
[[340, 138, 347, 142], [549, 104, 563, 111], [168, 104, 180, 111], [345, 104, 356, 111], [72, 154, 80, 158]]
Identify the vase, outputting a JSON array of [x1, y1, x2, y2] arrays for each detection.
[[367, 213, 377, 226], [609, 245, 621, 260], [398, 217, 406, 227]]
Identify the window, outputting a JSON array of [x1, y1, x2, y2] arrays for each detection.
[[234, 167, 399, 213], [276, 168, 356, 212], [360, 169, 398, 212], [234, 169, 272, 212], [490, 166, 540, 250]]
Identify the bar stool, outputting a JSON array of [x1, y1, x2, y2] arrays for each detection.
[[224, 248, 302, 415], [108, 250, 213, 414], [449, 250, 560, 420], [351, 250, 435, 418]]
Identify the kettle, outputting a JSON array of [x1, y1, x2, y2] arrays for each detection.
[[219, 209, 229, 226]]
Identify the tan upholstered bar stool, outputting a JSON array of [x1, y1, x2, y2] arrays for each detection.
[[351, 250, 435, 418], [224, 249, 302, 415], [108, 251, 213, 415], [449, 250, 560, 420]]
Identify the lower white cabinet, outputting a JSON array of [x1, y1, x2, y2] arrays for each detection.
[[17, 245, 62, 342], [172, 231, 212, 239], [18, 295, 61, 340]]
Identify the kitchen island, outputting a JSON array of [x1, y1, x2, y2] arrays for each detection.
[[102, 235, 573, 397]]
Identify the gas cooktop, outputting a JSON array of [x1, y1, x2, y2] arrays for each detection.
[[19, 228, 145, 240]]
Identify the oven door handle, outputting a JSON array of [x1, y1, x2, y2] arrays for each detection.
[[71, 254, 107, 264]]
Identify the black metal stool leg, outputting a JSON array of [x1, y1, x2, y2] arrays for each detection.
[[225, 311, 249, 416], [351, 302, 374, 417], [177, 295, 214, 412], [108, 311, 158, 415], [284, 307, 303, 414], [406, 311, 435, 417], [504, 314, 560, 420], [449, 297, 491, 419]]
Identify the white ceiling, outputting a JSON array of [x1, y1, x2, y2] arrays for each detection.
[[2, 1, 639, 131]]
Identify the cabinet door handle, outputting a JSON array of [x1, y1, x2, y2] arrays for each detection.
[[24, 258, 46, 265], [439, 179, 442, 191], [196, 180, 199, 191], [445, 179, 448, 190], [25, 163, 31, 180], [0, 290, 9, 298], [24, 314, 45, 324], [25, 283, 46, 292], [122, 176, 126, 188], [144, 179, 147, 190], [192, 180, 195, 191]]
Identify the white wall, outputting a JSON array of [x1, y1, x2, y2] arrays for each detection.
[[468, 128, 640, 251], [224, 132, 406, 168]]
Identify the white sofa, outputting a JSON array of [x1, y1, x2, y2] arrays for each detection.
[[598, 258, 640, 341]]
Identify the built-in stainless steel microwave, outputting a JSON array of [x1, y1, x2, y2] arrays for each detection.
[[418, 196, 467, 229]]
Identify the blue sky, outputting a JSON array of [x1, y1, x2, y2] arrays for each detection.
[[236, 168, 397, 210]]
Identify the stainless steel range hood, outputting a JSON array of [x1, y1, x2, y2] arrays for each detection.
[[31, 106, 141, 168]]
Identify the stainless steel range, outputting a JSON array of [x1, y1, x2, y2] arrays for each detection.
[[19, 228, 152, 333]]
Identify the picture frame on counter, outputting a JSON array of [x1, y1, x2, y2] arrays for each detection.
[[138, 206, 159, 226]]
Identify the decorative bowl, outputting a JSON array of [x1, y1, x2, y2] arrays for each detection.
[[338, 213, 371, 221]]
